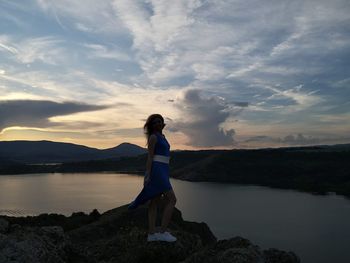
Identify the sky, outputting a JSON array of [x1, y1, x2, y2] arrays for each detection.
[[0, 0, 349, 150]]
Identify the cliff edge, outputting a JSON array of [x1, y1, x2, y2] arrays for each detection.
[[0, 204, 300, 263]]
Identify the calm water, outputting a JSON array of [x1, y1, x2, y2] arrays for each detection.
[[0, 172, 349, 263]]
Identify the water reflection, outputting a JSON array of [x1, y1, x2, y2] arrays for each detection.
[[0, 172, 349, 263]]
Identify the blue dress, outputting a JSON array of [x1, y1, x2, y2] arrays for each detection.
[[128, 132, 173, 210]]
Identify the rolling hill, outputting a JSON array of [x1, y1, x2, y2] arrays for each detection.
[[0, 140, 147, 164]]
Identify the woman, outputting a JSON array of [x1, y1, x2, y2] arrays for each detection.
[[128, 114, 177, 242]]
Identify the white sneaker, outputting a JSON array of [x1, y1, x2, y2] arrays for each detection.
[[157, 231, 177, 242], [147, 232, 161, 242]]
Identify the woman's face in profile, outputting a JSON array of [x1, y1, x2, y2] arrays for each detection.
[[152, 118, 165, 131]]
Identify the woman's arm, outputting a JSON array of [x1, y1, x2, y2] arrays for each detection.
[[144, 134, 157, 185]]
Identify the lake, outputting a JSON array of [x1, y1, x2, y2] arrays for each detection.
[[0, 172, 349, 263]]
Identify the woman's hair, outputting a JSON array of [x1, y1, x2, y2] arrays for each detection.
[[143, 114, 165, 146]]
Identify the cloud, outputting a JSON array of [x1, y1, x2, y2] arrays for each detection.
[[0, 42, 18, 55], [244, 134, 321, 145], [75, 22, 93, 32], [231, 101, 249, 107], [0, 99, 111, 132], [83, 43, 131, 62], [112, 0, 204, 85], [244, 135, 272, 143], [112, 1, 349, 99], [15, 37, 66, 65], [261, 84, 324, 113], [243, 133, 350, 147], [36, 0, 127, 35], [0, 35, 67, 65], [0, 68, 137, 103], [1, 0, 350, 149], [280, 133, 321, 145], [166, 88, 249, 147]]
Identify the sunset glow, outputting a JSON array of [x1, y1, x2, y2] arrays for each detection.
[[1, 0, 349, 149]]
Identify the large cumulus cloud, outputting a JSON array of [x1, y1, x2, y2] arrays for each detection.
[[166, 88, 248, 147]]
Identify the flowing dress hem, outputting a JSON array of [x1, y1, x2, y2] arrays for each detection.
[[127, 186, 173, 210]]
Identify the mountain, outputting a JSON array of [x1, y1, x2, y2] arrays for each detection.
[[100, 142, 147, 157], [0, 140, 147, 165]]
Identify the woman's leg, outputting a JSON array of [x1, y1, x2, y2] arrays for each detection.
[[148, 195, 161, 234], [160, 189, 177, 233]]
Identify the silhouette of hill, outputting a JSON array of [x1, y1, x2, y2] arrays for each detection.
[[0, 142, 349, 198], [0, 140, 147, 164]]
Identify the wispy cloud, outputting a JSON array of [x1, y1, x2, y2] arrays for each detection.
[[0, 35, 66, 65], [261, 84, 324, 113], [36, 0, 127, 35], [83, 43, 132, 62], [0, 35, 19, 54]]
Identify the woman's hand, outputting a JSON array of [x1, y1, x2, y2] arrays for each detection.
[[144, 171, 151, 187]]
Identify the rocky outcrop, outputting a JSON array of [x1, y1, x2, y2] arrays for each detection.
[[180, 237, 300, 263], [0, 204, 300, 263], [0, 224, 67, 263]]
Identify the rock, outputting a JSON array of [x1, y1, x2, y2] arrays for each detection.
[[0, 218, 9, 233], [1, 210, 101, 231], [0, 225, 68, 263], [68, 225, 204, 263], [66, 204, 215, 262], [0, 204, 301, 263], [179, 236, 300, 263], [263, 248, 301, 263]]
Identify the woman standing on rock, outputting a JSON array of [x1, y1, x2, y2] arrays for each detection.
[[128, 114, 177, 242]]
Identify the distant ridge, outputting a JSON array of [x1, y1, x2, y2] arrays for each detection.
[[101, 142, 147, 156], [1, 140, 349, 165], [0, 141, 349, 197], [0, 140, 147, 164]]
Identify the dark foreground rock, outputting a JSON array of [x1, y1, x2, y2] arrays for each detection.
[[0, 204, 300, 263]]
